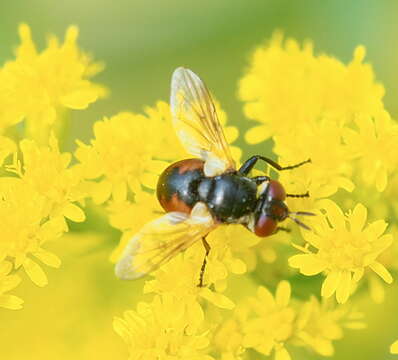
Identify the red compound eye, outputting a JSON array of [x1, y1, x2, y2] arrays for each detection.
[[267, 180, 286, 201], [254, 213, 277, 237]]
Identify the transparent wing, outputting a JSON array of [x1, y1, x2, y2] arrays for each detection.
[[115, 202, 217, 280], [171, 67, 236, 176]]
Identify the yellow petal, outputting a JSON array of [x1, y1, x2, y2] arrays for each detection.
[[390, 339, 398, 354], [1, 274, 21, 292], [140, 172, 158, 189], [364, 219, 388, 239], [63, 203, 86, 222], [375, 169, 387, 192], [317, 199, 345, 230], [275, 280, 291, 307], [369, 262, 393, 284], [321, 270, 341, 298], [199, 288, 235, 309], [224, 126, 239, 143], [91, 180, 112, 204], [23, 258, 48, 287], [336, 270, 351, 303], [369, 274, 385, 304], [113, 317, 131, 343], [229, 258, 247, 274], [61, 89, 100, 109], [33, 249, 61, 268], [0, 294, 24, 310], [275, 347, 291, 360], [245, 125, 271, 144], [350, 203, 367, 233], [289, 254, 327, 275]]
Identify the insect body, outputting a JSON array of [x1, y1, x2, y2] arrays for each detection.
[[115, 67, 313, 285]]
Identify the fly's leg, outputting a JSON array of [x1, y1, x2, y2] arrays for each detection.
[[197, 236, 211, 288], [286, 191, 310, 197], [274, 226, 291, 234], [239, 155, 311, 176]]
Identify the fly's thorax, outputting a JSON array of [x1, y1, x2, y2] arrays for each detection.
[[198, 173, 257, 223]]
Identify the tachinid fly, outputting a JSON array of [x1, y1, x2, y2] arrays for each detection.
[[115, 67, 314, 286]]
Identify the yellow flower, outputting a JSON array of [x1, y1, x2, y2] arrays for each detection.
[[0, 177, 62, 287], [343, 111, 398, 192], [143, 242, 235, 311], [113, 294, 214, 360], [0, 24, 106, 141], [295, 296, 365, 356], [240, 33, 384, 144], [213, 305, 248, 360], [75, 104, 184, 204], [10, 135, 86, 226], [140, 224, 262, 312], [289, 200, 393, 303], [0, 260, 23, 310], [243, 281, 295, 360], [275, 119, 354, 201]]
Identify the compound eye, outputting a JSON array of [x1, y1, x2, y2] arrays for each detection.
[[254, 213, 277, 237], [268, 180, 286, 201]]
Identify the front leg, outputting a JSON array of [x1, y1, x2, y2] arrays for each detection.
[[239, 155, 311, 176]]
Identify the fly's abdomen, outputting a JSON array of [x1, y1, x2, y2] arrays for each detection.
[[156, 158, 205, 214]]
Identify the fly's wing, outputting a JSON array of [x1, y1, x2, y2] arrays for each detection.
[[115, 202, 216, 280], [170, 67, 236, 176]]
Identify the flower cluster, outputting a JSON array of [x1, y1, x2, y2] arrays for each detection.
[[0, 24, 104, 307], [0, 24, 106, 142], [110, 33, 396, 359], [1, 24, 397, 360]]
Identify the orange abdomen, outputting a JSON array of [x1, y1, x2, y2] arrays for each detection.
[[156, 158, 205, 214]]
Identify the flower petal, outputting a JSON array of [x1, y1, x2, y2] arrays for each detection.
[[275, 347, 291, 360], [317, 199, 345, 230], [0, 294, 24, 310], [23, 258, 48, 287], [289, 254, 327, 275], [33, 249, 61, 268], [275, 281, 291, 307], [336, 270, 351, 303], [321, 270, 342, 298], [369, 262, 393, 284], [199, 288, 235, 309], [63, 203, 86, 222], [350, 203, 367, 233]]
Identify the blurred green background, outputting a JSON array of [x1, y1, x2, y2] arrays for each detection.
[[1, 1, 398, 359]]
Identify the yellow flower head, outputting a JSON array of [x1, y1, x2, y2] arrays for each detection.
[[343, 111, 398, 192], [10, 135, 86, 225], [289, 200, 393, 303], [0, 24, 106, 141], [296, 296, 365, 356], [75, 103, 186, 204], [240, 33, 384, 144], [113, 294, 214, 360], [243, 281, 295, 360], [0, 177, 62, 287]]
